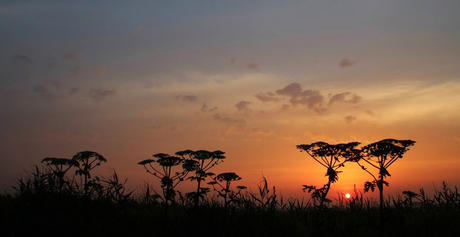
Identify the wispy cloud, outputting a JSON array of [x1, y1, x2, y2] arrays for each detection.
[[254, 92, 280, 102], [63, 53, 82, 60], [328, 92, 362, 105], [135, 24, 146, 30], [246, 62, 258, 70], [229, 58, 237, 66], [12, 54, 34, 64], [89, 89, 117, 101], [256, 83, 363, 114], [344, 115, 357, 123], [213, 113, 246, 128], [33, 82, 80, 101], [182, 95, 198, 102], [201, 102, 218, 112], [276, 82, 325, 112], [339, 59, 357, 68], [278, 104, 291, 113], [235, 100, 252, 112], [71, 63, 106, 76], [34, 84, 62, 101]]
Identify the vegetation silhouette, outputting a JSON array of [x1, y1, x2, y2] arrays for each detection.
[[138, 152, 189, 214], [177, 149, 226, 208], [208, 172, 243, 208], [72, 151, 107, 197], [296, 141, 360, 211], [351, 139, 415, 235], [5, 139, 460, 237], [41, 157, 79, 194]]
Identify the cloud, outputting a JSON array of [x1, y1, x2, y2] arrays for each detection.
[[90, 64, 106, 76], [176, 95, 198, 102], [339, 59, 357, 68], [213, 113, 246, 127], [366, 110, 374, 115], [278, 104, 291, 113], [182, 95, 198, 102], [63, 53, 82, 60], [254, 92, 280, 102], [235, 100, 252, 112], [246, 62, 258, 70], [344, 115, 356, 123], [328, 92, 362, 105], [71, 63, 106, 76], [257, 83, 362, 114], [33, 82, 79, 101], [12, 54, 34, 64], [89, 89, 117, 101], [201, 103, 218, 112], [33, 84, 62, 101], [69, 87, 81, 95], [72, 66, 85, 74], [275, 83, 302, 96], [136, 24, 146, 30], [230, 58, 236, 66], [276, 83, 325, 111]]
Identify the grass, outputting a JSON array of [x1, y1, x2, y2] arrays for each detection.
[[1, 166, 459, 237]]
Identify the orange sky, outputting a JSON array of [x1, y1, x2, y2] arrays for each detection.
[[1, 1, 460, 200]]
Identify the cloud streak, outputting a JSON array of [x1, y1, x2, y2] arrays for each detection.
[[276, 83, 325, 112], [235, 100, 252, 112], [63, 53, 82, 60], [89, 89, 117, 101], [255, 82, 363, 114], [339, 59, 357, 68], [328, 92, 362, 105]]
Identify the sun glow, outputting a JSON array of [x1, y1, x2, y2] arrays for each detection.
[[345, 193, 351, 199]]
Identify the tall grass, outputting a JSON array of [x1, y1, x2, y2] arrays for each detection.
[[2, 165, 460, 237]]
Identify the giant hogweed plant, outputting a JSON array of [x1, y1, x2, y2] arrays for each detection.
[[72, 151, 107, 198], [176, 150, 226, 208], [296, 142, 361, 211], [138, 153, 189, 208], [352, 138, 415, 233], [208, 172, 243, 208], [41, 157, 79, 194]]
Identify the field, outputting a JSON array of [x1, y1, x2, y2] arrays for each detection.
[[1, 165, 459, 237]]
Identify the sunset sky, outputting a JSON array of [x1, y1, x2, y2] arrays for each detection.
[[1, 0, 460, 199]]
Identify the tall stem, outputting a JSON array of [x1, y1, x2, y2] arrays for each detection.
[[319, 180, 332, 212], [378, 175, 384, 237]]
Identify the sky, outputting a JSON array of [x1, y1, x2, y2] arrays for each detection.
[[1, 0, 460, 199]]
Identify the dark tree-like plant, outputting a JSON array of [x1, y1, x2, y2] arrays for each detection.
[[296, 142, 360, 211], [72, 151, 107, 197], [41, 157, 79, 194], [138, 153, 189, 208], [176, 149, 226, 208], [208, 172, 242, 208], [355, 138, 415, 234]]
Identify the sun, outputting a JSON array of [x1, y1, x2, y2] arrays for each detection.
[[345, 193, 351, 199]]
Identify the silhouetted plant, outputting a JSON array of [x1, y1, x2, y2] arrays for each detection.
[[176, 149, 226, 208], [208, 172, 242, 208], [249, 176, 284, 211], [41, 157, 79, 194], [355, 138, 415, 234], [101, 169, 134, 203], [138, 153, 189, 209], [402, 190, 419, 208], [72, 151, 107, 197], [296, 141, 360, 211], [13, 165, 48, 196]]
